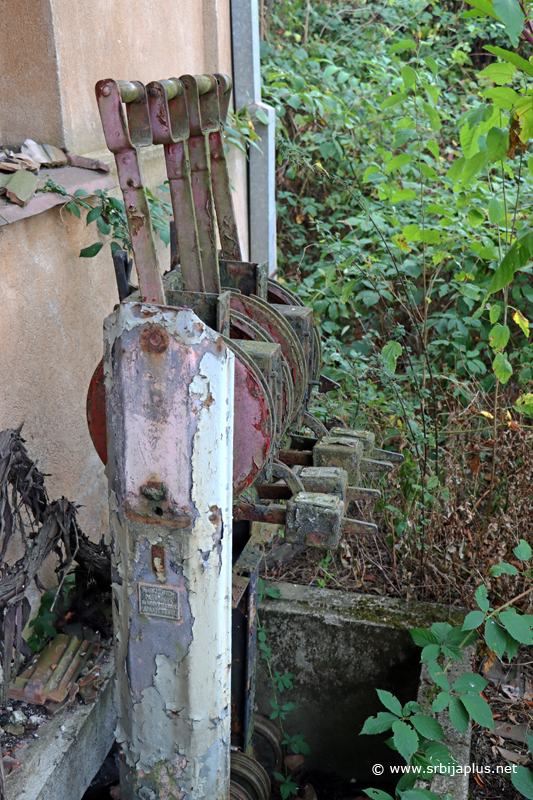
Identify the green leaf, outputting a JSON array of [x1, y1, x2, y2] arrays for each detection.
[[340, 279, 356, 304], [403, 223, 421, 241], [476, 584, 490, 612], [452, 673, 488, 694], [380, 93, 407, 111], [411, 628, 439, 647], [490, 561, 519, 576], [423, 101, 441, 131], [489, 323, 510, 352], [493, 352, 513, 384], [500, 610, 533, 644], [489, 304, 502, 323], [391, 189, 417, 204], [360, 711, 400, 734], [392, 720, 419, 762], [448, 696, 470, 734], [388, 39, 416, 54], [484, 46, 533, 78], [492, 0, 525, 47], [486, 126, 509, 162], [461, 151, 488, 186], [110, 241, 122, 256], [464, 0, 502, 20], [287, 94, 301, 110], [462, 610, 485, 631], [425, 57, 438, 75], [426, 140, 439, 158], [506, 631, 521, 660], [381, 341, 402, 373], [255, 108, 269, 125], [515, 539, 532, 560], [384, 154, 411, 173], [485, 617, 507, 658], [488, 197, 503, 224], [427, 661, 450, 691], [430, 622, 452, 643], [421, 644, 441, 662], [432, 692, 450, 713], [376, 689, 403, 717], [460, 693, 494, 729], [86, 206, 102, 225], [401, 65, 417, 90], [478, 61, 516, 84], [96, 216, 112, 235], [80, 242, 104, 258], [482, 86, 519, 110], [323, 64, 339, 79], [362, 789, 394, 800], [401, 790, 441, 800], [410, 714, 445, 740], [446, 156, 465, 184], [363, 165, 380, 183], [511, 766, 533, 799]]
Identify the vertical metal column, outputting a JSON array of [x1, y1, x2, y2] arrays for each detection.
[[104, 301, 234, 800]]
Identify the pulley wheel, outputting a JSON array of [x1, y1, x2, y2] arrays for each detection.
[[230, 310, 294, 435], [252, 714, 283, 775], [86, 359, 107, 465], [268, 279, 322, 382], [267, 279, 303, 307], [230, 781, 253, 800], [230, 292, 307, 423], [230, 752, 271, 800], [86, 338, 275, 497], [221, 336, 277, 495]]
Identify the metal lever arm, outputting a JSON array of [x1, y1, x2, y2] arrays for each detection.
[[95, 79, 165, 305], [208, 74, 242, 262], [147, 78, 205, 293], [180, 74, 220, 294]]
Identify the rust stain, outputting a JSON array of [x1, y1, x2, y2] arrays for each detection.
[[140, 325, 169, 354], [204, 392, 215, 409], [129, 215, 145, 237]]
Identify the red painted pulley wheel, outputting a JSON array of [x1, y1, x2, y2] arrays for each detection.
[[86, 341, 274, 497]]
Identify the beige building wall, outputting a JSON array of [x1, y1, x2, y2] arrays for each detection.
[[0, 0, 249, 575]]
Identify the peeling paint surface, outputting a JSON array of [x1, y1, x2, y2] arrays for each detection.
[[105, 303, 234, 799]]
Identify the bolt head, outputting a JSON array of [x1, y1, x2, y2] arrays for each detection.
[[101, 86, 111, 97]]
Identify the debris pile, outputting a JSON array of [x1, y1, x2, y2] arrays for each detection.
[[0, 140, 109, 207]]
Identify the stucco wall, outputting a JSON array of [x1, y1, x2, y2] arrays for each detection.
[[0, 0, 249, 572]]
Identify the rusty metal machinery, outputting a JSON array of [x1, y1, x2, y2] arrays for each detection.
[[87, 74, 403, 799]]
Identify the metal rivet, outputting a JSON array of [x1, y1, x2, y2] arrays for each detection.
[[101, 86, 111, 97]]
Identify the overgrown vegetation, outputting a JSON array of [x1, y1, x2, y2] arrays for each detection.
[[261, 0, 533, 609]]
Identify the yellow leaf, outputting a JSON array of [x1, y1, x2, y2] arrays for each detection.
[[391, 234, 411, 252], [479, 410, 494, 419], [296, 213, 305, 224], [512, 308, 530, 337], [315, 161, 323, 170]]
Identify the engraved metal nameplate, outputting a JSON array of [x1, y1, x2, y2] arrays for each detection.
[[138, 583, 180, 620]]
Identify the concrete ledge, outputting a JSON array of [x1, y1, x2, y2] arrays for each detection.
[[7, 649, 116, 800]]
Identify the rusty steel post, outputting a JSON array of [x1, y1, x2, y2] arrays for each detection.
[[104, 301, 234, 799]]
